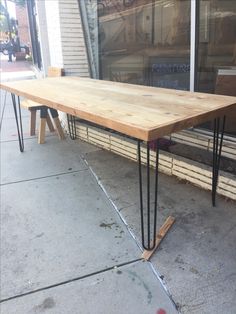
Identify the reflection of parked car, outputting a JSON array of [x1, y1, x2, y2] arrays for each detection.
[[0, 41, 30, 55], [20, 44, 30, 55], [0, 42, 9, 55]]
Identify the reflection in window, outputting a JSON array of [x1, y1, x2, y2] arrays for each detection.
[[98, 0, 191, 90], [196, 0, 236, 93], [196, 0, 236, 135]]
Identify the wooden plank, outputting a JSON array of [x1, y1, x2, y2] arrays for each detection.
[[21, 99, 43, 109], [1, 77, 236, 141], [53, 117, 65, 140], [217, 188, 236, 201], [173, 171, 211, 191], [159, 165, 172, 176], [38, 118, 46, 144], [173, 165, 212, 185], [110, 135, 137, 148], [173, 157, 211, 177], [171, 133, 208, 149], [219, 176, 236, 189], [111, 147, 137, 161], [46, 115, 55, 132], [89, 138, 110, 149], [48, 67, 63, 77], [141, 216, 175, 261], [218, 181, 236, 194], [30, 110, 36, 136], [75, 123, 236, 199], [111, 140, 137, 154], [172, 130, 236, 160]]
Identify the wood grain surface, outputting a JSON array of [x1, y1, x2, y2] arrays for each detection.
[[1, 77, 235, 141]]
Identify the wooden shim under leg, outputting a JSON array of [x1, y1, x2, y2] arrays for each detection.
[[53, 117, 65, 140], [141, 216, 175, 261], [38, 118, 46, 144], [30, 109, 37, 136], [46, 114, 55, 132]]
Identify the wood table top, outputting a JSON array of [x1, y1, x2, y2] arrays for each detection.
[[1, 77, 236, 141]]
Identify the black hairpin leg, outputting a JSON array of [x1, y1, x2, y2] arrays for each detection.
[[11, 94, 24, 152], [138, 140, 159, 251], [212, 115, 226, 207], [67, 114, 76, 140]]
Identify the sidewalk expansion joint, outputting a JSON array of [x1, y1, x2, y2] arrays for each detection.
[[0, 258, 142, 304], [0, 134, 57, 144], [0, 137, 36, 143], [82, 157, 143, 253], [81, 156, 179, 312], [0, 169, 88, 186]]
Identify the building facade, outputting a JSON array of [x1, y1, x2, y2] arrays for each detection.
[[28, 0, 236, 200], [15, 5, 31, 49]]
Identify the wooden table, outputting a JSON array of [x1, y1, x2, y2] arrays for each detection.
[[1, 77, 236, 254]]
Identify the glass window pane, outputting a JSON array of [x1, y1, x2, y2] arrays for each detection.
[[196, 0, 236, 93], [98, 0, 191, 90], [196, 0, 236, 135]]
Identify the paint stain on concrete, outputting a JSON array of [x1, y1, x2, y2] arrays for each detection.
[[157, 309, 166, 314], [35, 232, 44, 238], [99, 222, 115, 229], [175, 255, 185, 264], [189, 267, 199, 275], [33, 297, 55, 312], [127, 271, 152, 304]]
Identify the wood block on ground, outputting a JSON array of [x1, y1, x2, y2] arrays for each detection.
[[141, 216, 175, 261], [48, 67, 63, 77]]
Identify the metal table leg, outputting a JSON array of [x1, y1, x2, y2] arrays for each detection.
[[11, 94, 24, 152], [67, 114, 76, 140], [137, 116, 226, 251], [138, 140, 159, 251], [212, 115, 226, 206]]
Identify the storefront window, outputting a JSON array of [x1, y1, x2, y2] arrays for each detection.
[[196, 0, 236, 134], [27, 0, 42, 70], [98, 0, 191, 90], [196, 0, 236, 93]]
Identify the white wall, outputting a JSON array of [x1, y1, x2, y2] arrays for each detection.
[[44, 0, 63, 68], [35, 0, 50, 76], [39, 0, 90, 78], [39, 0, 90, 123], [58, 0, 90, 77]]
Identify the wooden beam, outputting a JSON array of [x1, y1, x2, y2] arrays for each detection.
[[46, 114, 55, 132], [38, 118, 46, 144], [29, 109, 36, 136], [53, 117, 65, 140]]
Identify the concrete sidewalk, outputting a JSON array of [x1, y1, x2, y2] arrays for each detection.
[[0, 54, 35, 81], [1, 81, 236, 313], [0, 92, 177, 313]]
